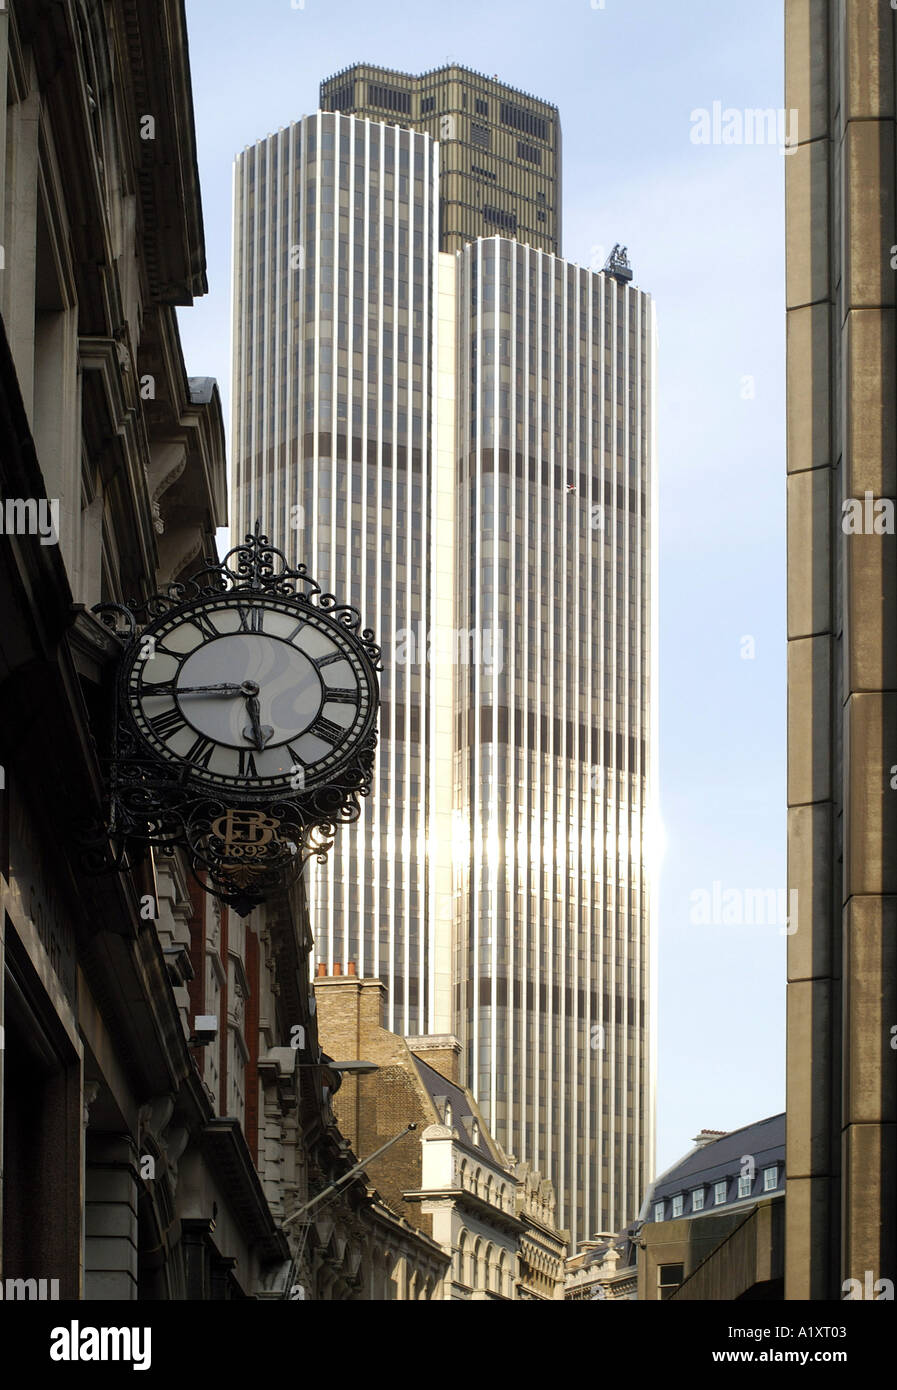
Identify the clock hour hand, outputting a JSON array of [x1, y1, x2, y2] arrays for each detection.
[[176, 683, 245, 696], [243, 693, 274, 751]]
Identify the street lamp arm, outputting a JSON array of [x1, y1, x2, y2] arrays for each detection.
[[281, 1122, 417, 1229]]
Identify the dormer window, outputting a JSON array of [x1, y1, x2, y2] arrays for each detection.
[[472, 1120, 480, 1145], [444, 1100, 453, 1128]]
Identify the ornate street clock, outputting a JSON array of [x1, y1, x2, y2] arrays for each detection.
[[124, 594, 376, 793], [90, 526, 381, 915]]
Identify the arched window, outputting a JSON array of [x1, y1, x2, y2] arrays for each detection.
[[473, 1238, 484, 1290], [455, 1231, 468, 1285], [485, 1243, 497, 1293]]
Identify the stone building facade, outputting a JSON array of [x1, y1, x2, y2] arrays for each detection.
[[516, 1163, 568, 1299], [565, 1234, 638, 1301], [785, 0, 897, 1300], [314, 966, 567, 1298], [0, 0, 230, 1300]]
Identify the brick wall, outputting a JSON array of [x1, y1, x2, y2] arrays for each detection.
[[314, 973, 436, 1235]]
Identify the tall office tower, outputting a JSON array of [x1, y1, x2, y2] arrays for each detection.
[[232, 91, 656, 1243], [785, 3, 897, 1298], [320, 64, 561, 255], [232, 113, 454, 1035], [454, 240, 655, 1240]]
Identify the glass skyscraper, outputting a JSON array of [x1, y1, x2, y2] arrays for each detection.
[[232, 72, 656, 1243], [454, 238, 655, 1240], [232, 113, 450, 1037]]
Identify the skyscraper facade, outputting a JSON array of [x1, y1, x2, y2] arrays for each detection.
[[320, 64, 561, 255], [232, 77, 656, 1242], [232, 113, 453, 1036], [454, 238, 655, 1239]]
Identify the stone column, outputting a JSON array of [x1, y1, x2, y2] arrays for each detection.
[[786, 0, 897, 1299], [84, 1133, 139, 1299]]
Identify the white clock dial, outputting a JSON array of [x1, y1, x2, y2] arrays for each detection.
[[125, 596, 375, 791]]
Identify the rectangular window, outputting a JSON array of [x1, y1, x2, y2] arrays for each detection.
[[500, 101, 548, 142], [367, 83, 411, 115], [671, 1194, 683, 1218], [328, 82, 354, 112], [470, 122, 491, 150], [762, 1165, 778, 1192], [483, 205, 517, 234], [475, 98, 489, 116], [658, 1264, 684, 1300], [653, 1201, 664, 1223], [517, 140, 542, 166], [737, 1174, 752, 1199], [714, 1180, 727, 1205], [692, 1188, 704, 1212]]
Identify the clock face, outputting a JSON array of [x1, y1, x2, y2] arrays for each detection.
[[123, 596, 376, 792]]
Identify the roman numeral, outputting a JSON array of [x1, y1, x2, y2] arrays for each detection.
[[186, 734, 217, 768], [142, 678, 177, 697], [308, 714, 346, 746], [148, 706, 187, 740], [238, 748, 259, 777], [312, 650, 343, 669], [190, 610, 222, 641], [238, 605, 264, 633], [323, 687, 357, 704], [286, 745, 307, 768]]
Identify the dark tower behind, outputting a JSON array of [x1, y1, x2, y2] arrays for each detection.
[[321, 62, 561, 255]]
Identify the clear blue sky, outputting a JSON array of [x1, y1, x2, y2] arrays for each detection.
[[179, 0, 786, 1178]]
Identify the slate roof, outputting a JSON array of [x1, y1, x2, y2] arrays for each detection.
[[568, 1228, 639, 1272], [643, 1112, 785, 1219], [411, 1054, 495, 1162]]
